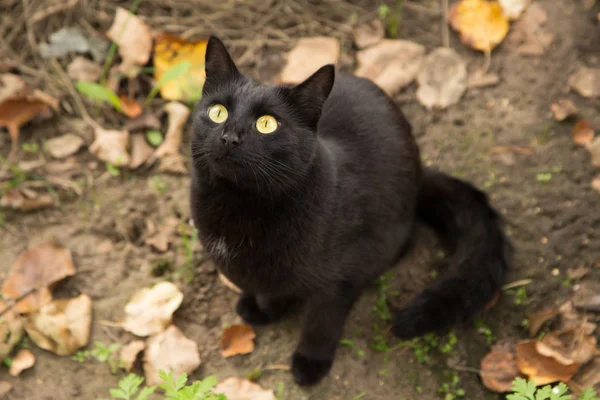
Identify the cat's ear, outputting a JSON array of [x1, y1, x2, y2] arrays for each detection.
[[292, 64, 335, 107], [204, 36, 241, 90]]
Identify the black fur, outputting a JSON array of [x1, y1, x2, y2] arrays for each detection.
[[190, 36, 511, 386]]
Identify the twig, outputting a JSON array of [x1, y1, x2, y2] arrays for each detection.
[[31, 0, 79, 24], [21, 0, 38, 51], [502, 279, 533, 290], [0, 287, 38, 317]]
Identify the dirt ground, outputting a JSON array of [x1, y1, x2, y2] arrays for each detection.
[[1, 0, 600, 399]]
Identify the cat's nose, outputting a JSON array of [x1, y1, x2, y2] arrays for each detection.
[[220, 132, 240, 149]]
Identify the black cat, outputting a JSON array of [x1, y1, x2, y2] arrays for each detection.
[[190, 36, 511, 386]]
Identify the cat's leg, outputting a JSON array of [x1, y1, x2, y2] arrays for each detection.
[[236, 293, 298, 325], [291, 285, 362, 386]]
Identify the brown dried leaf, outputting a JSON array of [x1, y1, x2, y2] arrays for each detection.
[[44, 134, 84, 159], [106, 8, 152, 73], [416, 48, 467, 110], [129, 134, 154, 169], [536, 329, 597, 366], [516, 340, 580, 386], [120, 340, 145, 372], [9, 349, 35, 377], [67, 56, 102, 82], [119, 96, 143, 119], [567, 267, 590, 281], [550, 99, 577, 121], [149, 102, 189, 174], [25, 294, 92, 356], [2, 242, 76, 313], [569, 67, 600, 98], [572, 120, 595, 146], [505, 3, 554, 56], [571, 358, 600, 394], [353, 20, 384, 49], [480, 349, 522, 393], [558, 301, 597, 335], [89, 126, 130, 166], [220, 325, 256, 357], [0, 301, 24, 359], [468, 69, 500, 89], [144, 224, 175, 253], [573, 281, 600, 313], [0, 188, 54, 212], [124, 113, 161, 133], [528, 308, 558, 337], [143, 325, 201, 386], [278, 37, 340, 85], [122, 281, 183, 337], [355, 40, 425, 96], [214, 377, 275, 400]]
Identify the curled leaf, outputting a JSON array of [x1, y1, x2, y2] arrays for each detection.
[[353, 20, 385, 49], [480, 349, 521, 393], [106, 8, 152, 73], [89, 126, 130, 167], [44, 134, 84, 159], [515, 340, 579, 386], [120, 340, 145, 372], [535, 329, 596, 366], [122, 281, 183, 337], [67, 56, 102, 82], [448, 0, 509, 53], [528, 308, 558, 337], [279, 37, 340, 84], [25, 294, 92, 356], [569, 67, 600, 98], [416, 47, 467, 110], [0, 301, 24, 359], [572, 120, 595, 146], [550, 99, 577, 121], [220, 325, 256, 358], [9, 349, 35, 377], [214, 377, 275, 400]]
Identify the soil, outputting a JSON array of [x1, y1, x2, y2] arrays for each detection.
[[1, 0, 600, 399]]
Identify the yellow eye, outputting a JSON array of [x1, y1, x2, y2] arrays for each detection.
[[208, 104, 228, 123], [256, 115, 278, 134]]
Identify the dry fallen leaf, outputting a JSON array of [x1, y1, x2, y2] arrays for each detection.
[[153, 34, 208, 102], [0, 74, 59, 156], [89, 125, 130, 167], [353, 20, 385, 49], [120, 340, 145, 372], [536, 329, 596, 366], [0, 301, 24, 359], [119, 96, 143, 119], [220, 325, 256, 358], [9, 349, 35, 377], [129, 133, 154, 169], [468, 69, 500, 89], [572, 120, 595, 146], [567, 266, 590, 281], [44, 133, 84, 159], [25, 294, 92, 356], [569, 67, 600, 98], [448, 0, 510, 53], [550, 99, 577, 121], [505, 2, 553, 56], [67, 56, 102, 82], [106, 8, 152, 74], [498, 0, 529, 20], [558, 301, 597, 335], [416, 47, 467, 110], [124, 113, 161, 133], [480, 348, 522, 393], [149, 102, 189, 174], [122, 281, 183, 337], [516, 340, 580, 386], [279, 37, 340, 85], [2, 242, 76, 313], [214, 377, 275, 400], [143, 325, 201, 386], [0, 188, 54, 212], [528, 308, 558, 337], [354, 40, 425, 96], [572, 280, 600, 313]]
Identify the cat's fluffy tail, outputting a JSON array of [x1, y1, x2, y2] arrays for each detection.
[[392, 168, 512, 339]]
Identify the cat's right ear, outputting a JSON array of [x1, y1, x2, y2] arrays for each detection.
[[292, 64, 335, 107], [204, 36, 241, 91]]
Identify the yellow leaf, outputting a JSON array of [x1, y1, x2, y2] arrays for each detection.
[[448, 0, 509, 52], [153, 34, 207, 102]]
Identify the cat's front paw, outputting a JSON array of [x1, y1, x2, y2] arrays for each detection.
[[235, 294, 273, 325], [291, 351, 333, 386]]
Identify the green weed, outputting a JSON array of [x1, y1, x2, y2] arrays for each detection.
[[475, 318, 495, 346], [340, 338, 365, 358], [99, 373, 156, 400], [506, 377, 599, 400], [438, 372, 465, 400], [505, 286, 528, 305], [22, 142, 39, 153]]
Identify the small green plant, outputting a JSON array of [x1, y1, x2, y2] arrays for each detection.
[[536, 173, 553, 183], [101, 373, 156, 400], [506, 377, 599, 400], [159, 370, 226, 400], [76, 81, 123, 111], [75, 341, 122, 373], [506, 286, 528, 305], [178, 222, 199, 282], [274, 382, 284, 400], [475, 318, 495, 345], [22, 142, 39, 153], [340, 338, 365, 358], [439, 331, 458, 354], [151, 176, 168, 196], [107, 163, 121, 177], [72, 350, 90, 363], [372, 271, 394, 321], [146, 130, 164, 147], [352, 393, 367, 400], [438, 372, 465, 400], [3, 357, 12, 368]]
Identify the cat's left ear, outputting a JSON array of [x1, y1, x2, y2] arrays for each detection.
[[203, 36, 242, 91], [292, 64, 335, 108]]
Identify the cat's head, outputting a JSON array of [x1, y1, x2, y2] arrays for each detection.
[[192, 36, 334, 194]]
